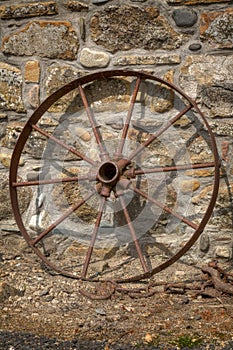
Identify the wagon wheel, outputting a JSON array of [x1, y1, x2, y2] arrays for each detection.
[[9, 70, 220, 283]]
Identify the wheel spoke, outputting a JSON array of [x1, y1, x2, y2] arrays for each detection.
[[130, 185, 198, 230], [118, 195, 149, 273], [128, 104, 192, 161], [81, 197, 106, 278], [125, 162, 216, 177], [12, 174, 92, 187], [32, 124, 96, 166], [31, 190, 96, 246], [78, 84, 109, 161], [116, 77, 141, 158]]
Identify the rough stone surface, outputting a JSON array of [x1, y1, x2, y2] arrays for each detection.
[[65, 1, 89, 11], [113, 54, 181, 66], [0, 2, 58, 19], [209, 120, 233, 137], [199, 233, 210, 252], [179, 55, 233, 117], [25, 60, 40, 83], [45, 65, 84, 112], [200, 9, 233, 49], [2, 21, 79, 60], [0, 62, 25, 112], [80, 48, 110, 68], [90, 6, 188, 53], [172, 8, 197, 27], [1, 122, 25, 149]]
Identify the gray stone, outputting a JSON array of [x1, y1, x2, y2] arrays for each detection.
[[197, 83, 233, 118], [172, 8, 197, 27], [105, 117, 123, 130], [80, 48, 110, 68], [179, 55, 233, 117], [27, 172, 39, 182], [2, 21, 79, 60], [91, 6, 188, 53], [189, 43, 202, 51], [95, 308, 106, 316], [199, 233, 210, 252]]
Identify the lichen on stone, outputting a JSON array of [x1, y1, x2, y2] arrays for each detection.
[[2, 21, 79, 60], [90, 5, 188, 53]]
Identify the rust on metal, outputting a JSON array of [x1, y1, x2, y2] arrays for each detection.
[[9, 69, 220, 286]]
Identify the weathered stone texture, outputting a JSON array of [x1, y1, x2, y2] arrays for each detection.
[[0, 2, 58, 19], [0, 62, 25, 112], [150, 82, 175, 113], [200, 9, 233, 49], [90, 6, 188, 53], [179, 55, 233, 117], [193, 182, 233, 230], [1, 122, 25, 149], [113, 54, 181, 66], [2, 21, 79, 60], [45, 65, 84, 112], [209, 120, 233, 137], [65, 1, 89, 11]]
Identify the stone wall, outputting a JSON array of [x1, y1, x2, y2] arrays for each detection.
[[0, 0, 233, 270]]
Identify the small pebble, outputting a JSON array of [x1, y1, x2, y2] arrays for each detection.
[[189, 43, 202, 51], [95, 308, 106, 316]]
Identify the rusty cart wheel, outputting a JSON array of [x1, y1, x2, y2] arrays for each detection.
[[9, 70, 220, 283]]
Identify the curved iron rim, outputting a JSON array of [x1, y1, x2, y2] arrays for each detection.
[[9, 69, 220, 282]]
